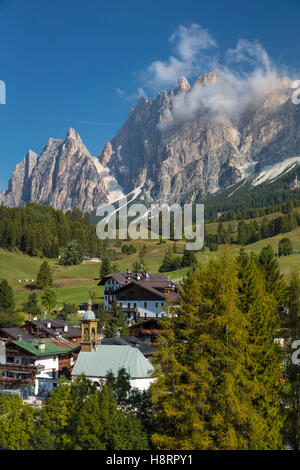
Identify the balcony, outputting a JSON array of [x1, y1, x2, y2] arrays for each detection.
[[0, 363, 45, 374]]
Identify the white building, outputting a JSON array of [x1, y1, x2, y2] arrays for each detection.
[[71, 344, 155, 391], [99, 271, 179, 322]]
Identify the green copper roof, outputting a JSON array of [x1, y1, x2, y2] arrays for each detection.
[[71, 345, 154, 379], [83, 299, 96, 320], [12, 338, 78, 356], [83, 310, 96, 320]]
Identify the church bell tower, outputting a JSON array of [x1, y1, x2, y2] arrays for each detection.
[[80, 299, 99, 352]]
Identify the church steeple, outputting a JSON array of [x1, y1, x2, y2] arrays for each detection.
[[80, 298, 99, 352]]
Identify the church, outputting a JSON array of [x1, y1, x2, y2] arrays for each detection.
[[72, 300, 154, 391]]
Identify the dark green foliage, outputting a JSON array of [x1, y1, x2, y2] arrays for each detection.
[[26, 375, 149, 450], [0, 279, 15, 311], [0, 203, 106, 258], [59, 240, 84, 266], [100, 257, 112, 279], [121, 244, 137, 254], [58, 302, 76, 319], [201, 165, 300, 219], [22, 292, 42, 316], [36, 261, 53, 289], [181, 248, 197, 267], [278, 237, 293, 256], [41, 288, 57, 313], [103, 299, 128, 337], [159, 247, 181, 272], [106, 368, 131, 407], [209, 242, 219, 251]]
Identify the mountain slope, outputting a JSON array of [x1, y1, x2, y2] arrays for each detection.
[[1, 73, 300, 211], [0, 128, 124, 212], [99, 74, 299, 204]]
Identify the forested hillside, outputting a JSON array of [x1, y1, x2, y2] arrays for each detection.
[[0, 203, 105, 258]]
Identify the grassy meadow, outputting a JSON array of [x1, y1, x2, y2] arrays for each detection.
[[0, 211, 300, 308]]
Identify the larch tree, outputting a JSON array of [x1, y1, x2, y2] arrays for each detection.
[[236, 248, 283, 449], [151, 256, 270, 450], [284, 269, 300, 449]]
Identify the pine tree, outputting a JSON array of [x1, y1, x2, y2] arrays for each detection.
[[41, 288, 57, 313], [181, 248, 197, 268], [103, 299, 128, 337], [22, 293, 42, 316], [100, 257, 111, 279], [36, 261, 53, 289], [0, 279, 15, 311]]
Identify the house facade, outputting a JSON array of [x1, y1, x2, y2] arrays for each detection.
[[99, 271, 179, 322], [0, 336, 80, 396]]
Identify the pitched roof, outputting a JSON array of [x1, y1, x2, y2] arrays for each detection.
[[101, 336, 155, 357], [0, 328, 33, 342], [98, 272, 171, 286], [114, 280, 179, 302], [71, 345, 154, 379], [12, 337, 79, 356], [29, 320, 81, 338]]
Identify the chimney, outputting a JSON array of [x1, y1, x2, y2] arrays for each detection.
[[47, 322, 51, 329], [38, 340, 46, 351]]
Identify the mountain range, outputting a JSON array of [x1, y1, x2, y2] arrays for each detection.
[[1, 72, 300, 212]]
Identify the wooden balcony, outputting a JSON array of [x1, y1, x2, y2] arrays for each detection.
[[0, 363, 45, 374]]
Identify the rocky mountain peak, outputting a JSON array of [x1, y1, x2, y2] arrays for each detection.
[[1, 72, 300, 211], [194, 71, 218, 87], [176, 77, 191, 92]]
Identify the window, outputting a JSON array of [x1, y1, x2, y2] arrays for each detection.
[[144, 302, 147, 308]]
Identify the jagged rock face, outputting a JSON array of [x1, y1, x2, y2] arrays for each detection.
[[1, 73, 300, 211], [0, 128, 123, 212], [99, 73, 299, 203]]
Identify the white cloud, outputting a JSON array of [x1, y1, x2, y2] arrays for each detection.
[[117, 23, 293, 125], [116, 88, 125, 96], [143, 24, 217, 89], [116, 86, 146, 102]]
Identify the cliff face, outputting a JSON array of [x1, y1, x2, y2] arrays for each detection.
[[1, 73, 299, 211], [0, 128, 124, 212], [99, 73, 298, 203]]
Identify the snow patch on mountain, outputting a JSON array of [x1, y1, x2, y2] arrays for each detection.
[[252, 157, 300, 186], [92, 157, 125, 203]]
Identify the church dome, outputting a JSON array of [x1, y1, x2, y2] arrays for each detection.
[[83, 298, 96, 320]]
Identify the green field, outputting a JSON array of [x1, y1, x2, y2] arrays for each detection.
[[1, 218, 300, 308]]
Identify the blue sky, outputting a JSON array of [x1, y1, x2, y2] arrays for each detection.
[[0, 0, 299, 190]]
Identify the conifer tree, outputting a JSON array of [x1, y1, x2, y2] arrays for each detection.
[[257, 245, 285, 305], [100, 257, 111, 279], [151, 256, 273, 450], [36, 261, 53, 289], [22, 292, 42, 316], [236, 249, 283, 448], [284, 270, 300, 449], [0, 279, 15, 311], [103, 299, 128, 338], [181, 248, 197, 268]]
